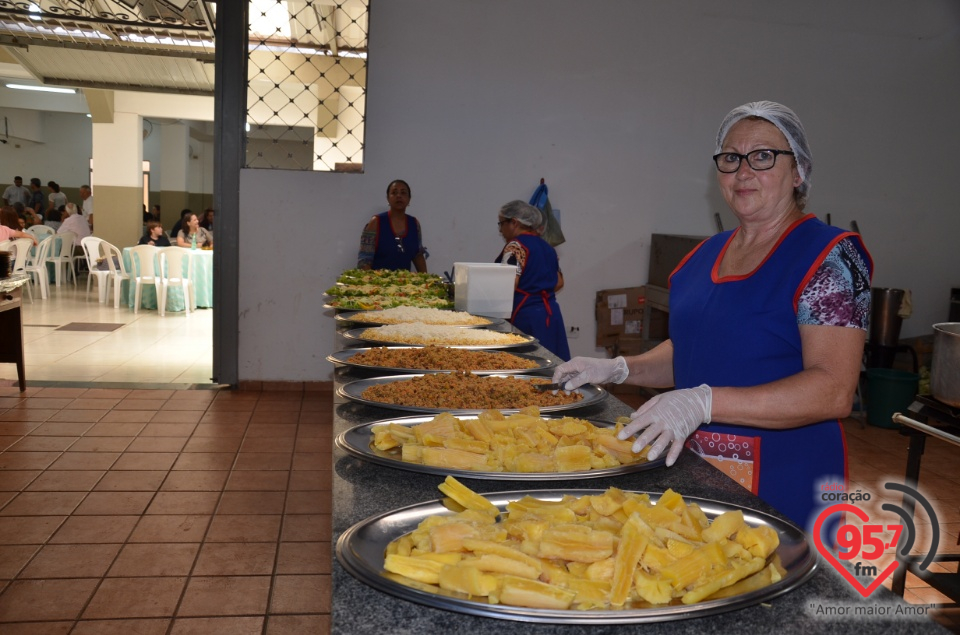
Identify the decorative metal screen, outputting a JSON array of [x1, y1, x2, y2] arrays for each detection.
[[246, 0, 368, 172]]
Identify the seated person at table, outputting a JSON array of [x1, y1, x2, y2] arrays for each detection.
[[0, 207, 38, 244], [139, 221, 171, 246], [170, 208, 191, 237], [176, 212, 212, 248], [45, 205, 64, 231], [200, 208, 214, 234], [57, 203, 91, 239]]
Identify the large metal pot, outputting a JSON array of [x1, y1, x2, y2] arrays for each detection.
[[931, 323, 960, 407]]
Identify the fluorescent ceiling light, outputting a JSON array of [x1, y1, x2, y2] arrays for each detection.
[[6, 83, 76, 94]]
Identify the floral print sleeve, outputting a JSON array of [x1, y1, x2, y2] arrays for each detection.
[[797, 237, 871, 329], [500, 240, 527, 275]]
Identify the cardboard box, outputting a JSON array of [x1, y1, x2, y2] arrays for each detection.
[[595, 287, 647, 347]]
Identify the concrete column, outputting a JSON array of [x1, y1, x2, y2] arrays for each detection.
[[91, 112, 143, 248], [160, 122, 190, 229]]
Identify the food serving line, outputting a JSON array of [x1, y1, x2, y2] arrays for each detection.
[[324, 290, 944, 633]]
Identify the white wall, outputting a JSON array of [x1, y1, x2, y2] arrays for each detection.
[[229, 1, 960, 380], [0, 109, 92, 187]]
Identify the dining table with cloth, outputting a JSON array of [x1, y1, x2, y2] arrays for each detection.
[[121, 246, 213, 312]]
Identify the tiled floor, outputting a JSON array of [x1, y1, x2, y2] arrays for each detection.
[[0, 284, 212, 385], [0, 386, 331, 633], [0, 388, 955, 633]]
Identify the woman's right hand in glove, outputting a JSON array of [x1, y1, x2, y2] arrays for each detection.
[[551, 356, 630, 391]]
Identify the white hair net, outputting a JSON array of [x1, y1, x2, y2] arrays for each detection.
[[715, 101, 812, 204], [499, 200, 544, 230]]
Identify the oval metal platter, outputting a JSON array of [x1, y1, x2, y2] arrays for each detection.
[[327, 348, 558, 375], [341, 327, 538, 350], [337, 374, 605, 415], [335, 414, 665, 480], [334, 310, 505, 329], [336, 489, 817, 624]]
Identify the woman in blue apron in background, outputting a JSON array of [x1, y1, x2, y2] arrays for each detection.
[[358, 179, 427, 272], [495, 200, 570, 361]]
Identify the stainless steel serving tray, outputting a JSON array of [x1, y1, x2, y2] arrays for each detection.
[[341, 327, 537, 350], [327, 347, 558, 375], [336, 489, 817, 624], [335, 414, 665, 480], [337, 374, 605, 415], [334, 310, 505, 329]]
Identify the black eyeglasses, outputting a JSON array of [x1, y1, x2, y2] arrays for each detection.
[[713, 149, 794, 173], [497, 219, 513, 227]]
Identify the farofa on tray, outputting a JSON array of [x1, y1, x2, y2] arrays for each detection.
[[359, 324, 529, 346], [347, 346, 540, 372], [360, 372, 583, 410]]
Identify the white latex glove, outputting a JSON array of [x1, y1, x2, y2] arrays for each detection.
[[552, 356, 630, 391], [617, 385, 713, 467]]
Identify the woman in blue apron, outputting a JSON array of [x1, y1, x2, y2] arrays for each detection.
[[551, 102, 872, 536], [357, 180, 427, 272], [495, 200, 570, 361]]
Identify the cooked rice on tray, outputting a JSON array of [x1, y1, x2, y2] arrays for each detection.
[[347, 346, 540, 371], [351, 306, 491, 326], [360, 324, 529, 346], [360, 372, 583, 409]]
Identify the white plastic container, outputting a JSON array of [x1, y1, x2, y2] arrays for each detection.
[[453, 262, 516, 318]]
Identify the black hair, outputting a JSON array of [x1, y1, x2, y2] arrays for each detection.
[[386, 180, 411, 197]]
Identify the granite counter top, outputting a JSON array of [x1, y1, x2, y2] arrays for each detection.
[[329, 348, 947, 634]]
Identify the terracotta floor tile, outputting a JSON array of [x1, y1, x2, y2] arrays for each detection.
[[126, 436, 188, 452], [240, 436, 296, 452], [72, 618, 171, 635], [275, 541, 331, 575], [204, 402, 258, 414], [0, 470, 41, 491], [0, 409, 58, 422], [192, 423, 248, 437], [294, 437, 328, 453], [68, 437, 133, 452], [7, 435, 78, 452], [0, 544, 39, 578], [0, 451, 61, 470], [293, 452, 329, 470], [250, 412, 300, 425], [160, 470, 229, 492], [34, 387, 86, 398], [108, 543, 200, 577], [14, 397, 81, 409], [25, 470, 105, 492], [83, 576, 187, 619], [50, 515, 139, 544], [233, 453, 293, 471], [269, 574, 331, 613], [150, 410, 204, 424], [99, 410, 156, 424], [182, 436, 242, 453], [0, 422, 42, 436], [0, 620, 75, 634], [19, 543, 122, 578], [198, 411, 252, 425], [47, 409, 109, 423], [254, 401, 302, 412], [114, 399, 167, 411], [0, 578, 99, 621], [170, 616, 264, 634], [147, 491, 220, 515], [247, 421, 298, 435], [0, 436, 18, 451], [140, 423, 198, 437], [298, 411, 332, 425], [68, 398, 121, 410], [129, 514, 212, 543], [160, 401, 210, 412], [193, 542, 277, 575], [127, 389, 175, 400], [281, 514, 331, 542], [28, 421, 95, 436], [226, 470, 289, 491], [84, 422, 146, 436], [113, 452, 178, 471], [217, 491, 285, 515], [94, 470, 168, 492], [172, 453, 237, 471], [49, 452, 120, 471], [74, 491, 153, 515], [80, 388, 132, 399], [288, 470, 331, 491], [285, 491, 331, 515], [265, 614, 330, 635], [0, 516, 65, 545], [0, 491, 85, 516], [206, 514, 281, 543], [177, 575, 271, 617]]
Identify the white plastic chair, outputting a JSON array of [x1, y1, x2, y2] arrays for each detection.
[[128, 244, 162, 313], [158, 246, 194, 316], [80, 236, 110, 302], [103, 241, 131, 309], [26, 225, 55, 239], [23, 235, 53, 301], [7, 238, 33, 277], [46, 231, 77, 287]]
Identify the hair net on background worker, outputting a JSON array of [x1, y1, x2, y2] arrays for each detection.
[[499, 200, 544, 230], [715, 101, 813, 206]]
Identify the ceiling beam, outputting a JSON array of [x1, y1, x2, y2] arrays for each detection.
[[83, 87, 114, 123]]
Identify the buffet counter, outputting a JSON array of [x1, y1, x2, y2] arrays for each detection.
[[329, 337, 946, 634]]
